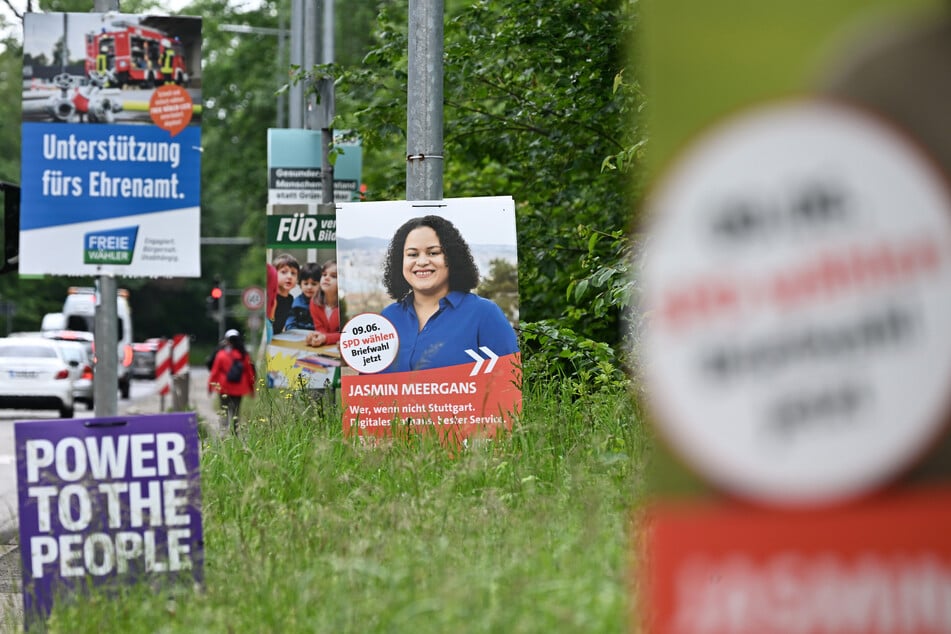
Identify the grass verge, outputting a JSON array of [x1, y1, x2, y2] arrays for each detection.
[[29, 380, 652, 633]]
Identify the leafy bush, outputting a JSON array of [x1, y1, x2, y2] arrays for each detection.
[[329, 0, 644, 379]]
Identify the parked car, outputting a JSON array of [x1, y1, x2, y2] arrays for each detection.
[[51, 339, 95, 410], [0, 337, 75, 418], [42, 329, 95, 362], [132, 338, 163, 379]]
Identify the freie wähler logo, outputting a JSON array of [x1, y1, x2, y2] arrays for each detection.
[[84, 226, 138, 265]]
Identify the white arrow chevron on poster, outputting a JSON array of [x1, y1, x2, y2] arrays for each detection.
[[465, 346, 499, 376]]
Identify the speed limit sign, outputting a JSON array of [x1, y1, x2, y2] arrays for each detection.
[[242, 286, 265, 311]]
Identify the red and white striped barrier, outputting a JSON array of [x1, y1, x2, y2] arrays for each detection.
[[171, 333, 189, 377], [155, 339, 172, 396]]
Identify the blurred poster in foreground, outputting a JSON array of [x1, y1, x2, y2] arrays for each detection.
[[636, 3, 951, 631], [640, 488, 951, 634], [336, 197, 521, 444]]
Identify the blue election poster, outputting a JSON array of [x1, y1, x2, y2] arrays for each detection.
[[20, 13, 202, 277]]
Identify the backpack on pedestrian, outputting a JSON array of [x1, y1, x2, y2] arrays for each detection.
[[226, 353, 245, 383]]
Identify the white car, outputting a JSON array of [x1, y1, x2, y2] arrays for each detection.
[[52, 339, 95, 410], [0, 337, 75, 418]]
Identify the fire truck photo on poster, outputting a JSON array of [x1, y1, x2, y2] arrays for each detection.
[[335, 196, 522, 444]]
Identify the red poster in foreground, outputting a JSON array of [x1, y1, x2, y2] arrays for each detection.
[[637, 486, 951, 634], [342, 353, 521, 444]]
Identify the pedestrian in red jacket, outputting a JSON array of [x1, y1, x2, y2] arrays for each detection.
[[208, 329, 256, 435]]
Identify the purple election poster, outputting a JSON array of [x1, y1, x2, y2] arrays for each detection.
[[15, 413, 203, 624]]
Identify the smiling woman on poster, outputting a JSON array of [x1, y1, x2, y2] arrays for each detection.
[[380, 215, 519, 373]]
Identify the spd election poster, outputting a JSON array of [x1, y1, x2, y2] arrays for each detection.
[[335, 197, 521, 444], [636, 3, 951, 632]]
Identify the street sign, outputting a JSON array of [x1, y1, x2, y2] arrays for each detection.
[[266, 129, 362, 204], [242, 286, 265, 311]]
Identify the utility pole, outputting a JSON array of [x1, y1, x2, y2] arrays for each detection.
[[406, 0, 444, 201], [290, 0, 305, 128], [93, 0, 120, 417], [313, 0, 335, 207], [217, 280, 227, 341]]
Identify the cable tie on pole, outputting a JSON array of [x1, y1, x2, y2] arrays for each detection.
[[406, 153, 444, 162]]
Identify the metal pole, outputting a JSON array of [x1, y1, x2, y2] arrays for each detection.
[[305, 0, 318, 68], [94, 276, 119, 416], [319, 0, 335, 206], [304, 0, 318, 130], [322, 0, 334, 66], [218, 280, 227, 342], [406, 0, 444, 201], [313, 0, 335, 404], [94, 0, 120, 418], [278, 12, 287, 128], [290, 0, 305, 127]]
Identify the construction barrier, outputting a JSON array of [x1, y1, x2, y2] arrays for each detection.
[[154, 338, 171, 396], [171, 334, 190, 411], [171, 334, 189, 376]]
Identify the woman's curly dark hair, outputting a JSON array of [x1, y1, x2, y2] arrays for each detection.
[[383, 215, 480, 300]]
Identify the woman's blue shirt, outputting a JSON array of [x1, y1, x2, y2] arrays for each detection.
[[379, 291, 518, 373]]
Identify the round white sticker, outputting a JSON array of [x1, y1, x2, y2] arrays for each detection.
[[340, 313, 399, 374], [640, 100, 951, 506]]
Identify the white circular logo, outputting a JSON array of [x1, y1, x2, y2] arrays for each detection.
[[340, 313, 399, 374], [640, 100, 951, 506]]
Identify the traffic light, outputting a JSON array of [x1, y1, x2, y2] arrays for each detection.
[[207, 278, 223, 312]]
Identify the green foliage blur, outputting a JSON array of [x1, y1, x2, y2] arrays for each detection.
[[330, 0, 644, 390], [0, 0, 643, 389]]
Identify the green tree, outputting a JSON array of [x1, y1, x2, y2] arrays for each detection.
[[50, 34, 66, 67], [0, 33, 22, 184], [334, 0, 644, 387], [0, 0, 643, 382], [476, 258, 518, 325]]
